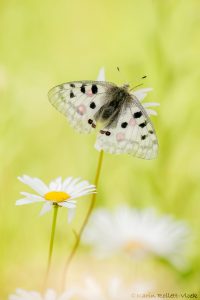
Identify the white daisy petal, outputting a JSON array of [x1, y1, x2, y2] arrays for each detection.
[[73, 277, 155, 300], [20, 192, 44, 201], [49, 176, 62, 190], [58, 201, 76, 209], [146, 109, 158, 116], [133, 94, 150, 102], [9, 288, 76, 300], [62, 177, 74, 189], [66, 200, 76, 204], [69, 186, 96, 196], [39, 203, 52, 216], [132, 88, 153, 102], [70, 180, 89, 189], [96, 67, 105, 81], [71, 182, 95, 190], [134, 87, 153, 94], [44, 289, 57, 300], [33, 178, 49, 194], [143, 102, 160, 107], [16, 198, 42, 206], [70, 190, 96, 199], [54, 176, 62, 190], [60, 290, 77, 300], [9, 279, 156, 300], [9, 288, 41, 300], [65, 177, 82, 193], [49, 181, 58, 191], [18, 175, 49, 195]]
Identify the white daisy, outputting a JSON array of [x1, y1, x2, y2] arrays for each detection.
[[9, 288, 74, 300], [16, 175, 96, 222], [83, 206, 190, 268], [73, 277, 156, 300]]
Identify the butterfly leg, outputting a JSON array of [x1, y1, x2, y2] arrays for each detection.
[[99, 129, 111, 136], [88, 119, 96, 128]]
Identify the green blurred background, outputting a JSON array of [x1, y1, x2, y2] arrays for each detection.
[[0, 0, 200, 297]]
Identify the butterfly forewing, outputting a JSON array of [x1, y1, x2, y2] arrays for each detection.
[[48, 81, 111, 133]]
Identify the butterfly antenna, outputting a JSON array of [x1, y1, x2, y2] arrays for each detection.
[[130, 75, 147, 91]]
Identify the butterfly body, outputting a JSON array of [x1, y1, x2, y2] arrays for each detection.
[[48, 80, 158, 159], [94, 84, 130, 127]]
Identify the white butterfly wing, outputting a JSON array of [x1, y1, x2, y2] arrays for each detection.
[[95, 96, 158, 159], [48, 81, 110, 133]]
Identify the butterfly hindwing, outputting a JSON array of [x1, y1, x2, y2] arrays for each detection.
[[48, 81, 110, 133], [95, 96, 158, 159]]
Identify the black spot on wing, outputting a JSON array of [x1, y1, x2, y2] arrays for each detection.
[[80, 84, 86, 93], [70, 83, 75, 88], [139, 121, 147, 128], [121, 122, 128, 128], [70, 91, 75, 98], [91, 84, 98, 94], [141, 135, 147, 140], [90, 102, 96, 109], [133, 111, 142, 118]]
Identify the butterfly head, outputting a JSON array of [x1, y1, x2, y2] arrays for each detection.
[[122, 83, 130, 90]]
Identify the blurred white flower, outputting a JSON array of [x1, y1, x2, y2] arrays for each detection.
[[9, 288, 74, 300], [16, 175, 96, 222], [74, 277, 155, 300], [83, 206, 190, 268], [9, 280, 160, 300]]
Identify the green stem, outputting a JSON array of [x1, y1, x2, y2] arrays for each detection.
[[42, 204, 59, 290], [61, 150, 104, 291]]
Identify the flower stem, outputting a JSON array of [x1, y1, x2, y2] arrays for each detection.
[[61, 150, 104, 290], [42, 204, 59, 290]]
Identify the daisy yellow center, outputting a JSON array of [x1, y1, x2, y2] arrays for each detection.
[[44, 191, 70, 202]]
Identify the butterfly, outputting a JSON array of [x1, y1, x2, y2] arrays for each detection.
[[48, 75, 158, 159]]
